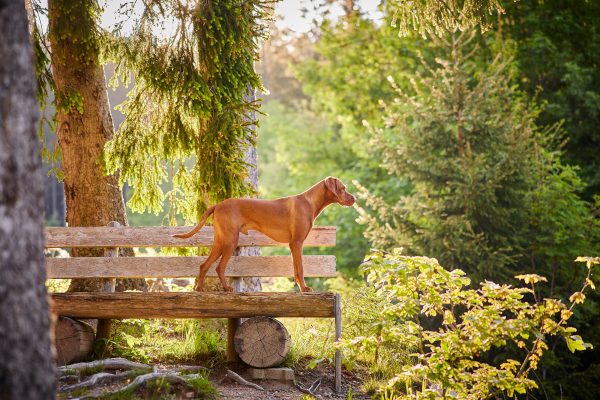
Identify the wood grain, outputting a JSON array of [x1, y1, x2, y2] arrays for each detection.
[[234, 317, 291, 368], [54, 317, 94, 366], [50, 292, 336, 319], [46, 255, 336, 279], [45, 226, 336, 248]]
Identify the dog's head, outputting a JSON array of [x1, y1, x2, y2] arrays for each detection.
[[324, 176, 355, 206]]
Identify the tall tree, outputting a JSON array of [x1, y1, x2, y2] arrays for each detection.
[[103, 0, 271, 223], [47, 0, 142, 292], [0, 1, 55, 398]]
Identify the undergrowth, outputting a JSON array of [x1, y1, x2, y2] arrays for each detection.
[[105, 318, 226, 366]]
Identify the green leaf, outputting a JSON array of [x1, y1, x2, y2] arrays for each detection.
[[565, 335, 589, 353], [515, 274, 547, 285]]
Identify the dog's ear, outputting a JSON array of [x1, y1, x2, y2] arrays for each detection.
[[324, 176, 339, 194]]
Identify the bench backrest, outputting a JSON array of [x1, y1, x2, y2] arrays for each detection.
[[45, 225, 336, 280]]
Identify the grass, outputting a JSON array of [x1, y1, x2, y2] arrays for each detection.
[[186, 372, 220, 398], [106, 318, 226, 366]]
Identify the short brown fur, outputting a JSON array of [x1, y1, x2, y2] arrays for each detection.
[[173, 177, 355, 292]]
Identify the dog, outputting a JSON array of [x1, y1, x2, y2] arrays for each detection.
[[173, 176, 355, 292]]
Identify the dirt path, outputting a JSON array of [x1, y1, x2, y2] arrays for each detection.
[[213, 363, 369, 399]]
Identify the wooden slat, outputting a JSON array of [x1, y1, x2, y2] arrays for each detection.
[[45, 226, 336, 248], [46, 255, 336, 279], [50, 292, 336, 318]]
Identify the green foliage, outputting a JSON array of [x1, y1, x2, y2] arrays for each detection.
[[355, 28, 599, 284], [344, 251, 598, 399], [185, 372, 219, 399], [502, 0, 600, 198], [388, 0, 504, 38], [104, 318, 226, 365], [48, 0, 102, 66], [102, 0, 273, 221], [297, 13, 411, 132], [102, 320, 152, 363]]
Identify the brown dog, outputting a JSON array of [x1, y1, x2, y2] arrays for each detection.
[[173, 176, 355, 292]]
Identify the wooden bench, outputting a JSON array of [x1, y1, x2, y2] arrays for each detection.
[[45, 223, 342, 391]]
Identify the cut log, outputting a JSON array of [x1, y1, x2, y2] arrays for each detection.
[[54, 317, 95, 366], [234, 317, 291, 368], [50, 292, 337, 319]]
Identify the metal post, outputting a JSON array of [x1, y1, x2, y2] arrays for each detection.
[[335, 293, 342, 393]]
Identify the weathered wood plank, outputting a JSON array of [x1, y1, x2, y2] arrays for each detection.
[[45, 226, 336, 248], [50, 292, 336, 318], [46, 255, 336, 279]]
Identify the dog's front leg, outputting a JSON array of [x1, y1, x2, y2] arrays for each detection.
[[290, 240, 312, 292]]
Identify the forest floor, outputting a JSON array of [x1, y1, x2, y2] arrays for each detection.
[[57, 359, 370, 399], [212, 362, 368, 399]]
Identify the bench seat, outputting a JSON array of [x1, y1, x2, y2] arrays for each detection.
[[50, 292, 338, 319]]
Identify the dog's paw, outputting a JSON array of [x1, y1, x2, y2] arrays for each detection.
[[193, 283, 204, 292], [301, 286, 314, 293]]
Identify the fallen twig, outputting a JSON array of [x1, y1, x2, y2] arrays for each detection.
[[224, 369, 264, 391], [295, 377, 323, 399]]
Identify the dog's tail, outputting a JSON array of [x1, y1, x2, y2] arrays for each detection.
[[172, 206, 216, 239]]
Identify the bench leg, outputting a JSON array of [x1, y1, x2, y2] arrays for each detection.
[[227, 318, 241, 362], [227, 277, 244, 362], [334, 293, 342, 393]]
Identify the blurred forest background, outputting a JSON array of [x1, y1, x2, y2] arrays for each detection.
[[39, 0, 600, 398], [252, 4, 600, 394]]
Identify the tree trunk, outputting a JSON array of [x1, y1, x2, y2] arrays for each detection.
[[236, 142, 262, 292], [0, 2, 55, 398], [47, 0, 145, 292], [237, 90, 261, 292]]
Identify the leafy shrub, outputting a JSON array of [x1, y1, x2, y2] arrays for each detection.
[[342, 250, 598, 398]]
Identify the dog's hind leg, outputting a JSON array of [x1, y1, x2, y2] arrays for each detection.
[[215, 231, 240, 292], [215, 243, 237, 292], [194, 245, 223, 292]]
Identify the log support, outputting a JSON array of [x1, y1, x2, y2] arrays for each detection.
[[234, 317, 290, 368], [54, 317, 95, 365]]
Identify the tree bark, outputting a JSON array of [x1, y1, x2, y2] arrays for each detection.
[[237, 90, 261, 292], [0, 1, 56, 398], [47, 0, 145, 292]]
